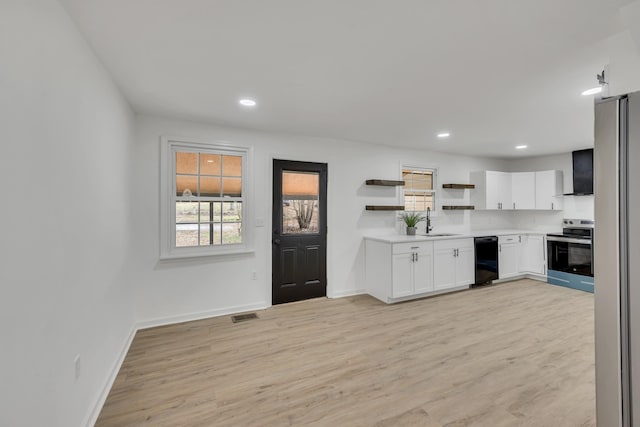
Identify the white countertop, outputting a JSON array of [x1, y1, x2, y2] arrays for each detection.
[[363, 229, 560, 244]]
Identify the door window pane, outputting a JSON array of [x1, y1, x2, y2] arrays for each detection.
[[282, 171, 319, 234]]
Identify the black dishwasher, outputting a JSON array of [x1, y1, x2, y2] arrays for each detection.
[[474, 236, 499, 285]]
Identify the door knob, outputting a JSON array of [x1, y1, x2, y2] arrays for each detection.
[[273, 238, 281, 245]]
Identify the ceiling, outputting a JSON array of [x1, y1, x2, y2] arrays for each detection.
[[60, 0, 633, 158]]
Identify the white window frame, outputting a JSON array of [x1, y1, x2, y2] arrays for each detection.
[[400, 165, 438, 214], [160, 137, 253, 260]]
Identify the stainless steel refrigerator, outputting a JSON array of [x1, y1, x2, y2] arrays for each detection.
[[594, 91, 640, 426]]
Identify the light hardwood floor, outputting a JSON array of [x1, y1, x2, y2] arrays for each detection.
[[96, 279, 595, 426]]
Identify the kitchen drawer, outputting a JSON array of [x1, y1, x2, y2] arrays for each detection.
[[499, 235, 520, 244], [392, 241, 433, 254], [433, 238, 474, 251]]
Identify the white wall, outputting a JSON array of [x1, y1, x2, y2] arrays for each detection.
[[0, 1, 135, 426], [132, 115, 509, 324], [507, 152, 594, 229]]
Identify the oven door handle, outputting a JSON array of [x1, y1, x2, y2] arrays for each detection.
[[546, 236, 592, 245]]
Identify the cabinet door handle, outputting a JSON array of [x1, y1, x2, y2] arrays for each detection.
[[411, 253, 415, 262], [513, 202, 516, 209], [411, 246, 419, 249], [551, 202, 554, 210], [519, 236, 521, 243], [499, 244, 502, 252], [415, 253, 419, 262]]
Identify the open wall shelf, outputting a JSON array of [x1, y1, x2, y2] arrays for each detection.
[[442, 205, 475, 210], [442, 184, 475, 189], [365, 179, 405, 186], [365, 205, 405, 211]]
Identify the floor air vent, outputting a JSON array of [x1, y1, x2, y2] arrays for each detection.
[[231, 313, 259, 323]]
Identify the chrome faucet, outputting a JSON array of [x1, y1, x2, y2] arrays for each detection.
[[426, 207, 433, 234]]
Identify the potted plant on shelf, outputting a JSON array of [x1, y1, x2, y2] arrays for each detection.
[[401, 212, 426, 235]]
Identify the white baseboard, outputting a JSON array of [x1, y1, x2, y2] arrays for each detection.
[[136, 301, 271, 330], [524, 273, 547, 282], [84, 326, 136, 427], [494, 273, 547, 284], [329, 288, 366, 298]]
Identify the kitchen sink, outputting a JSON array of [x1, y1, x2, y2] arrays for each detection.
[[418, 233, 459, 237]]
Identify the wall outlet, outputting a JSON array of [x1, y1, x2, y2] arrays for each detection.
[[251, 271, 257, 280], [74, 354, 81, 380]]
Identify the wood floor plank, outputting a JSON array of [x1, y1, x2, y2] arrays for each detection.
[[96, 279, 594, 426]]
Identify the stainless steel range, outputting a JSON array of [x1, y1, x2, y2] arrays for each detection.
[[546, 218, 594, 292]]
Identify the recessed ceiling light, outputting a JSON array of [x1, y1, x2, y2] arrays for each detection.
[[515, 145, 528, 150], [581, 87, 602, 96], [437, 132, 450, 138], [239, 98, 257, 107], [207, 160, 214, 163]]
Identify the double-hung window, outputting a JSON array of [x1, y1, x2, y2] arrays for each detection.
[[160, 138, 251, 259], [402, 167, 437, 212]]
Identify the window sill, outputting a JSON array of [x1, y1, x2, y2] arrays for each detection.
[[159, 247, 255, 261]]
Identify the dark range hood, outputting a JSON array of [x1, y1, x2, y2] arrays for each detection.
[[565, 148, 593, 196]]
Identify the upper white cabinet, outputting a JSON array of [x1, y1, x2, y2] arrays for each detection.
[[511, 172, 536, 210], [470, 171, 512, 210], [471, 170, 563, 211], [535, 170, 563, 211]]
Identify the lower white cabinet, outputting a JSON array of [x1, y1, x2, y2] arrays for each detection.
[[498, 235, 521, 279], [365, 238, 472, 303], [519, 234, 546, 275], [391, 243, 434, 297], [497, 233, 546, 280], [433, 238, 475, 290]]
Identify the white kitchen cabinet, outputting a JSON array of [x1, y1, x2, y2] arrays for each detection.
[[391, 243, 434, 297], [365, 239, 435, 303], [365, 237, 471, 303], [499, 235, 521, 279], [511, 172, 536, 210], [433, 238, 475, 290], [471, 170, 563, 211], [391, 253, 414, 297], [519, 234, 546, 275], [535, 170, 563, 210], [455, 243, 476, 285], [470, 171, 512, 210]]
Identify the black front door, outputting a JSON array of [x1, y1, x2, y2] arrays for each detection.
[[272, 160, 327, 305]]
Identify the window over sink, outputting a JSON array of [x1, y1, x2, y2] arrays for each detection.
[[401, 167, 437, 212]]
